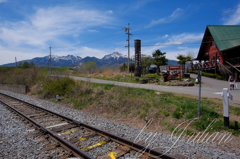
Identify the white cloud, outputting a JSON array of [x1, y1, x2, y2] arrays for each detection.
[[146, 8, 183, 28], [167, 33, 203, 45], [0, 0, 7, 3], [0, 45, 44, 65], [163, 34, 168, 38], [106, 10, 113, 14], [88, 29, 98, 32], [132, 33, 202, 61], [223, 4, 240, 25], [164, 48, 199, 60], [133, 0, 149, 10], [0, 6, 113, 47], [178, 46, 187, 49]]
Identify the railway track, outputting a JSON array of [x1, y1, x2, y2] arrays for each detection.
[[0, 92, 186, 159]]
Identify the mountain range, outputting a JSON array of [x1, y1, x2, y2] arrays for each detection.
[[2, 52, 178, 68]]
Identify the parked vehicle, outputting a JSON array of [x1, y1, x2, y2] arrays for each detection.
[[148, 67, 157, 73]]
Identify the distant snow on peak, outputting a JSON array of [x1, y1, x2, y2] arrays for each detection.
[[50, 55, 82, 63], [102, 52, 127, 60]]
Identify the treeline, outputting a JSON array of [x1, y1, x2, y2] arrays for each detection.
[[119, 49, 168, 73], [17, 61, 35, 68]]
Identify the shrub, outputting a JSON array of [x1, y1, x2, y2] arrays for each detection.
[[163, 110, 170, 117], [43, 77, 75, 97], [172, 108, 183, 119], [188, 70, 198, 74], [216, 75, 223, 80], [81, 61, 97, 74], [185, 112, 195, 119]]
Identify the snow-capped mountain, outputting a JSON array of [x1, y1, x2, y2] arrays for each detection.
[[2, 52, 177, 67], [102, 52, 127, 60], [2, 55, 83, 67], [51, 55, 82, 63]]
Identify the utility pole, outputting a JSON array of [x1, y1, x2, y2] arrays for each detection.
[[124, 23, 132, 74], [49, 46, 52, 74], [15, 57, 17, 67]]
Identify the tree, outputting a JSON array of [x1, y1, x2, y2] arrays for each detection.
[[22, 61, 30, 68], [176, 54, 192, 73], [30, 62, 35, 67], [119, 63, 127, 72], [81, 61, 97, 74], [18, 62, 23, 68], [141, 54, 153, 72], [152, 49, 168, 74]]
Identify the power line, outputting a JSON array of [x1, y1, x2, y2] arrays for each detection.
[[139, 37, 240, 47]]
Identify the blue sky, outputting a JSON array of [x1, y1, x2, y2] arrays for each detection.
[[0, 0, 240, 65]]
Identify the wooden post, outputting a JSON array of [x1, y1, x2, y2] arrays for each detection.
[[134, 40, 141, 77]]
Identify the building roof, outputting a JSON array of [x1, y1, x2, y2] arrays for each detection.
[[197, 25, 240, 60], [208, 25, 240, 51]]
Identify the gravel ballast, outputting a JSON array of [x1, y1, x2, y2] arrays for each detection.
[[0, 90, 239, 159], [0, 103, 42, 158]]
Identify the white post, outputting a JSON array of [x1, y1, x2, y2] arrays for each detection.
[[222, 88, 233, 127]]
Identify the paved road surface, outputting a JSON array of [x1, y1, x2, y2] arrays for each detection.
[[70, 75, 240, 107]]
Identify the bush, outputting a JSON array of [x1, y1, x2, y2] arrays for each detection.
[[216, 75, 223, 80], [188, 70, 223, 80], [43, 77, 75, 97], [188, 70, 198, 74], [203, 73, 217, 78], [172, 108, 183, 119], [81, 61, 97, 74], [163, 110, 170, 117]]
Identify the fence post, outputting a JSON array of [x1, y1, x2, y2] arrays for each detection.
[[222, 88, 233, 127]]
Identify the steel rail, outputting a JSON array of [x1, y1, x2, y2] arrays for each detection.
[[0, 98, 95, 159], [0, 92, 179, 159]]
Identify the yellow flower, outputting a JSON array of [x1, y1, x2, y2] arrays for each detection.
[[179, 111, 182, 114]]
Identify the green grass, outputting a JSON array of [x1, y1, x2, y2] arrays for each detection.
[[77, 73, 162, 84], [230, 106, 240, 116], [3, 66, 236, 136], [90, 75, 141, 83]]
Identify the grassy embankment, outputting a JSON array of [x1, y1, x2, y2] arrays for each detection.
[[76, 69, 162, 84], [1, 66, 240, 137]]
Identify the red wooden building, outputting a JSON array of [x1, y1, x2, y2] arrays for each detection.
[[192, 25, 240, 81]]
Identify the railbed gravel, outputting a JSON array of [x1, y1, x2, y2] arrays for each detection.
[[0, 90, 239, 159], [0, 103, 43, 158]]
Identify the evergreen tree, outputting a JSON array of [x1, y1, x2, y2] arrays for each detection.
[[120, 63, 127, 72], [22, 61, 30, 68], [152, 49, 168, 74]]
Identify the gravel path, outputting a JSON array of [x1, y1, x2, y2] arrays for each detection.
[[0, 90, 239, 159]]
